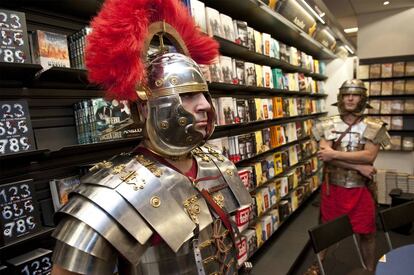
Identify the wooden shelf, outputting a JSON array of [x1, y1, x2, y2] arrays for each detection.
[[32, 67, 99, 89], [368, 94, 414, 99], [0, 62, 42, 87], [361, 76, 414, 81]]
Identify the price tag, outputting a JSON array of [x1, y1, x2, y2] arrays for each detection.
[[0, 179, 42, 246], [0, 100, 36, 156], [6, 248, 52, 275], [0, 9, 30, 63]]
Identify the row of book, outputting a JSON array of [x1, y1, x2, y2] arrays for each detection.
[[68, 27, 92, 69], [204, 56, 326, 93], [188, 0, 326, 74], [358, 62, 414, 79], [377, 170, 414, 205], [365, 79, 414, 96], [368, 99, 414, 114], [231, 139, 317, 191], [73, 98, 144, 145], [370, 116, 406, 131], [238, 171, 322, 262], [212, 96, 325, 126], [386, 136, 414, 151], [207, 118, 316, 163]]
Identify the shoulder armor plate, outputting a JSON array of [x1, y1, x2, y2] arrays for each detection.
[[312, 115, 338, 141], [362, 117, 391, 146]]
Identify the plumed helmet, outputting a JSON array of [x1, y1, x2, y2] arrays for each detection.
[[85, 0, 219, 157], [335, 79, 370, 116]]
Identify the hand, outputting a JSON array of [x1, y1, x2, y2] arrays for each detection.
[[317, 146, 337, 162], [358, 164, 377, 179]]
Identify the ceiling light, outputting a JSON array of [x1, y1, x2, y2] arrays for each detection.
[[383, 1, 390, 5], [301, 0, 325, 24], [344, 27, 358, 33], [344, 45, 354, 54]]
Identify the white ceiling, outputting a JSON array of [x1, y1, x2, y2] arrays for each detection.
[[322, 0, 414, 45]]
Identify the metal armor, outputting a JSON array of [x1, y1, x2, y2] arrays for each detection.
[[52, 145, 251, 275], [332, 79, 371, 116], [312, 116, 390, 188]]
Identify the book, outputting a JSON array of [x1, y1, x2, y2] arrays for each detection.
[[381, 63, 393, 78], [390, 136, 401, 150], [368, 100, 380, 114], [369, 81, 381, 96], [205, 7, 223, 37], [390, 116, 403, 130], [393, 80, 405, 95], [220, 55, 233, 84], [393, 62, 405, 77], [390, 100, 404, 114], [369, 64, 381, 78], [49, 175, 81, 211], [357, 65, 369, 79], [233, 20, 248, 47], [0, 9, 31, 63], [262, 66, 273, 88], [262, 33, 271, 56], [405, 80, 414, 95], [32, 30, 70, 70], [234, 59, 245, 85], [220, 13, 235, 41], [273, 97, 284, 118], [380, 100, 391, 114], [255, 64, 263, 87], [209, 59, 223, 83], [253, 30, 262, 54], [189, 0, 207, 33], [246, 27, 255, 51], [404, 100, 414, 114], [381, 81, 393, 95], [217, 97, 235, 125], [405, 61, 414, 76], [270, 38, 279, 59], [402, 137, 414, 151], [244, 62, 256, 86]]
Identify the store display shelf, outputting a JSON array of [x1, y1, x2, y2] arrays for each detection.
[[368, 94, 414, 99], [0, 227, 54, 253], [249, 155, 320, 194], [0, 138, 141, 162], [212, 112, 327, 139], [361, 76, 414, 81], [32, 67, 99, 89], [244, 186, 320, 264], [202, 0, 336, 60], [215, 36, 328, 80], [0, 87, 105, 99], [209, 82, 327, 97], [0, 62, 42, 87], [367, 113, 414, 116], [235, 137, 313, 166]]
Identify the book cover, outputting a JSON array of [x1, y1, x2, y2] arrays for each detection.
[[368, 99, 380, 114], [405, 61, 414, 76], [247, 26, 255, 52], [255, 64, 264, 87], [235, 98, 249, 123], [49, 175, 81, 211], [381, 63, 393, 78], [273, 152, 283, 175], [392, 80, 405, 95], [402, 137, 414, 151], [380, 100, 391, 114], [189, 0, 207, 33], [381, 81, 393, 95], [273, 97, 284, 118], [245, 133, 256, 158], [253, 30, 262, 54], [217, 97, 235, 125], [369, 64, 381, 78], [270, 38, 279, 59], [32, 30, 70, 70], [369, 81, 381, 96], [262, 66, 273, 88], [404, 100, 414, 114], [261, 128, 271, 152], [220, 13, 235, 41], [393, 62, 405, 77], [357, 65, 369, 79], [238, 134, 248, 160], [255, 130, 264, 154], [390, 116, 403, 130], [247, 99, 257, 121], [390, 100, 404, 114], [261, 99, 269, 120], [234, 59, 245, 85], [272, 68, 284, 89], [219, 55, 233, 84], [228, 136, 240, 163], [405, 80, 414, 95], [244, 62, 257, 86], [205, 7, 223, 37], [209, 59, 223, 83], [262, 33, 271, 56], [233, 20, 248, 47], [279, 42, 288, 62], [254, 98, 263, 120]]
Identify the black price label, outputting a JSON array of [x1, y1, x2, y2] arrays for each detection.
[[0, 9, 30, 63], [0, 179, 42, 246], [7, 248, 52, 275], [0, 100, 36, 156]]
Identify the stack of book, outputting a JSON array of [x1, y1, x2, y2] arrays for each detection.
[[385, 171, 397, 205], [408, 176, 414, 193], [396, 173, 409, 192]]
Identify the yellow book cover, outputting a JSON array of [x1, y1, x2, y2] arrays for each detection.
[[255, 223, 263, 247], [255, 192, 264, 216], [273, 152, 283, 175], [254, 30, 262, 54], [255, 64, 263, 87], [254, 162, 264, 186], [255, 98, 263, 120], [273, 97, 284, 118], [270, 126, 278, 148], [255, 131, 264, 154]]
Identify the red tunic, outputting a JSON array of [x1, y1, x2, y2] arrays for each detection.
[[320, 183, 376, 234]]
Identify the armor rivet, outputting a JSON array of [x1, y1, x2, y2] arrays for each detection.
[[133, 186, 139, 191], [187, 136, 193, 143], [170, 76, 178, 85], [150, 196, 161, 208], [160, 121, 169, 129], [225, 169, 233, 176], [155, 79, 164, 87], [178, 117, 187, 126], [139, 185, 144, 189]]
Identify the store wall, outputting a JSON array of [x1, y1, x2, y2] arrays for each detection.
[[357, 7, 414, 174], [358, 7, 414, 59]]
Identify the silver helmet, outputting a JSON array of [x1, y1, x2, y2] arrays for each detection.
[[144, 53, 216, 157], [335, 79, 370, 116]]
